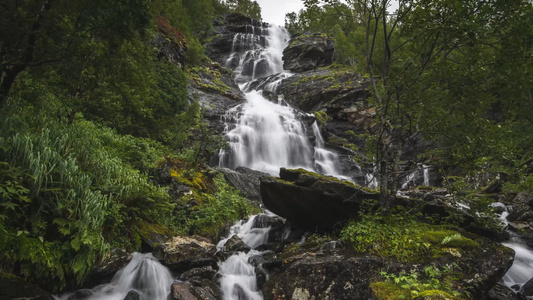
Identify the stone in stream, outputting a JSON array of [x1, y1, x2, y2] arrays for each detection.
[[66, 289, 93, 300], [170, 281, 219, 300], [222, 235, 251, 253], [122, 290, 141, 300], [153, 236, 218, 273]]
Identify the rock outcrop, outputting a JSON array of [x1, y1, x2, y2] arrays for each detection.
[[262, 224, 514, 300], [188, 62, 245, 135], [282, 33, 335, 72], [263, 255, 383, 300], [217, 166, 270, 202]]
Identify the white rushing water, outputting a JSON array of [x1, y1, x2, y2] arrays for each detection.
[[216, 21, 353, 299], [217, 215, 271, 300], [493, 203, 533, 292], [218, 19, 347, 180], [59, 253, 173, 300]]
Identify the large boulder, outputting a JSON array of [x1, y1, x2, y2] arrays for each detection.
[[282, 33, 335, 72], [153, 236, 217, 272], [260, 168, 379, 229], [82, 249, 130, 288]]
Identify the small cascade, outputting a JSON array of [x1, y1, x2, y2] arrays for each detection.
[[226, 24, 286, 83], [401, 164, 432, 190], [217, 215, 271, 300], [311, 121, 348, 180], [59, 253, 173, 300], [494, 203, 533, 292]]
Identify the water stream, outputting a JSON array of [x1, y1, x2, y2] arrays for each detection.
[[215, 20, 350, 300], [58, 253, 173, 300], [217, 215, 271, 300], [217, 22, 345, 179], [492, 202, 533, 293]]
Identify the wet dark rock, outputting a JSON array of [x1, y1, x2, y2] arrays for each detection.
[[263, 255, 383, 300], [217, 167, 269, 202], [278, 69, 371, 117], [180, 266, 217, 282], [260, 168, 379, 229], [83, 248, 130, 288], [170, 281, 220, 300], [522, 276, 533, 297], [252, 214, 286, 243], [153, 236, 217, 273], [66, 289, 94, 300], [222, 235, 251, 253], [122, 290, 140, 300], [282, 33, 334, 72], [0, 273, 54, 300], [255, 266, 268, 289], [514, 192, 533, 208], [206, 13, 268, 68], [188, 63, 245, 136], [255, 242, 285, 253], [487, 283, 520, 300]]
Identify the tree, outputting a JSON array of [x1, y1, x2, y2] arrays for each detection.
[[0, 0, 151, 108], [303, 0, 533, 209], [226, 0, 262, 21]]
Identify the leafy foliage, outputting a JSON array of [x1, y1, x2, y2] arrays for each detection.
[[372, 264, 465, 299], [225, 0, 262, 21], [340, 210, 478, 262]]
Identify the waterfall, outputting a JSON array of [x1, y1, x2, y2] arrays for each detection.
[[217, 215, 271, 300], [59, 253, 173, 300], [216, 20, 354, 300], [218, 21, 347, 179]]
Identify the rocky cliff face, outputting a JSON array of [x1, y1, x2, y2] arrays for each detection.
[[282, 33, 335, 72]]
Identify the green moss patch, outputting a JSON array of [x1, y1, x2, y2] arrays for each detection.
[[340, 213, 479, 262]]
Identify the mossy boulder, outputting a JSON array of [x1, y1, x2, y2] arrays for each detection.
[[260, 168, 379, 230]]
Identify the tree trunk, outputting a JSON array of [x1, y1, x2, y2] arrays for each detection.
[[0, 67, 25, 108]]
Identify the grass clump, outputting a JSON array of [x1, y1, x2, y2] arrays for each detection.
[[340, 211, 478, 262], [371, 265, 465, 299]]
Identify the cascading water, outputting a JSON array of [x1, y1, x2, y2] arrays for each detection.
[[218, 20, 347, 179], [58, 253, 173, 300], [492, 203, 533, 293], [217, 215, 271, 300], [216, 19, 352, 300]]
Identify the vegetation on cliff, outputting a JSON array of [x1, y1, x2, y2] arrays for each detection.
[[286, 0, 533, 210], [0, 0, 262, 292]]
